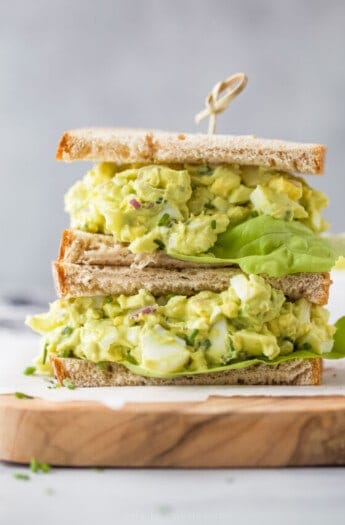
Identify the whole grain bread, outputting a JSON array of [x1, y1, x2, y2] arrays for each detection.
[[56, 128, 326, 174], [51, 355, 322, 386], [53, 259, 330, 305]]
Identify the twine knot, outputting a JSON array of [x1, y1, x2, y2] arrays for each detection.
[[195, 73, 248, 134]]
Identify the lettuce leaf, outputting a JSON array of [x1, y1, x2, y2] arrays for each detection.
[[168, 216, 336, 277], [323, 233, 345, 259], [120, 316, 345, 378], [323, 233, 345, 269], [333, 316, 345, 354]]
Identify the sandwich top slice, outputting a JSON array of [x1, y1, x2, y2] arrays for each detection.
[[58, 129, 336, 278]]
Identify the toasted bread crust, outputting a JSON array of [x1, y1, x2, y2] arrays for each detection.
[[56, 128, 326, 174], [51, 355, 322, 386]]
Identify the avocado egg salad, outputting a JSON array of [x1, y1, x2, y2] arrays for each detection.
[[65, 162, 335, 276], [26, 128, 345, 386]]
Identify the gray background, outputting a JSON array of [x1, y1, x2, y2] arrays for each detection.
[[1, 0, 345, 299]]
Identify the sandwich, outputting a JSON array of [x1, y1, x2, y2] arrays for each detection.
[[26, 128, 345, 386]]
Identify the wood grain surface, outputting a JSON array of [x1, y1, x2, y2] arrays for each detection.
[[1, 394, 345, 467]]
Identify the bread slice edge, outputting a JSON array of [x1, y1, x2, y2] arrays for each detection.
[[51, 355, 322, 386], [56, 128, 326, 175], [52, 259, 331, 306]]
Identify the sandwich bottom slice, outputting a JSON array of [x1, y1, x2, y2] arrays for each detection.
[[50, 355, 322, 386], [27, 272, 336, 386]]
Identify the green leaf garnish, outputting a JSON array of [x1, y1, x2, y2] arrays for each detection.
[[97, 361, 108, 371], [104, 296, 113, 304], [23, 366, 36, 376], [15, 392, 34, 399], [211, 220, 217, 230], [168, 216, 336, 277]]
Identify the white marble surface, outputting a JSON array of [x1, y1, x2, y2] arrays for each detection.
[[1, 463, 345, 525]]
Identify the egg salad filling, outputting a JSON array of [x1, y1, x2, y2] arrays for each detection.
[[65, 162, 329, 257], [27, 274, 336, 378]]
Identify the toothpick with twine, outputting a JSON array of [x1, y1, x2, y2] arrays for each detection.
[[195, 73, 248, 134]]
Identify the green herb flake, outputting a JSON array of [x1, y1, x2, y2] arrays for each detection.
[[30, 458, 51, 474], [62, 378, 76, 390], [196, 166, 213, 175], [97, 362, 107, 371], [126, 352, 139, 365], [185, 329, 199, 346], [301, 342, 312, 350], [61, 326, 73, 337], [42, 342, 48, 365], [14, 473, 30, 481], [199, 339, 211, 351], [30, 458, 40, 473], [211, 220, 217, 230], [23, 366, 36, 376], [104, 295, 113, 304], [154, 238, 165, 250], [15, 392, 34, 400], [61, 349, 73, 358], [158, 213, 172, 227], [40, 462, 51, 473]]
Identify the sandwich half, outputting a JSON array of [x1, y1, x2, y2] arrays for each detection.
[[27, 128, 344, 386], [31, 272, 330, 386]]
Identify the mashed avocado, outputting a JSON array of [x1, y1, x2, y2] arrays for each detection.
[[27, 275, 335, 377], [65, 163, 329, 257]]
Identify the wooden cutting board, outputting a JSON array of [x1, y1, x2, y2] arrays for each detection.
[[1, 394, 345, 467]]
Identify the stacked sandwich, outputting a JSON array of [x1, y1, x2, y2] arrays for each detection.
[[27, 128, 344, 386]]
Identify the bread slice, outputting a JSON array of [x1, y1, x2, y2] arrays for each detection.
[[53, 262, 239, 297], [59, 229, 223, 269], [53, 260, 330, 305], [51, 355, 322, 386], [56, 128, 326, 174]]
